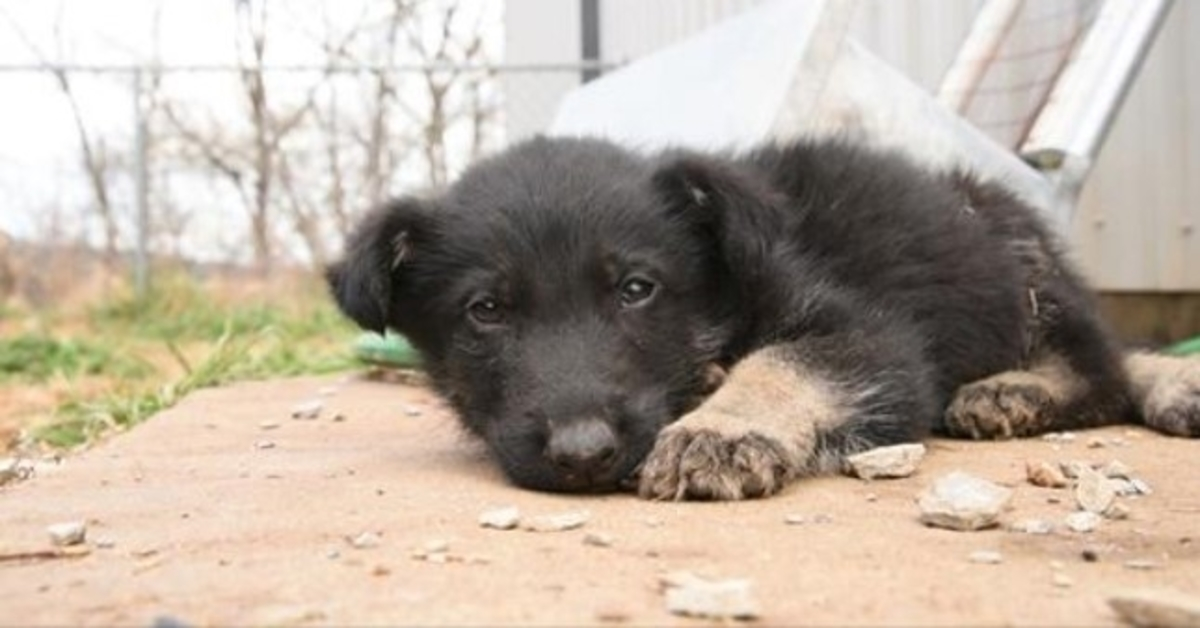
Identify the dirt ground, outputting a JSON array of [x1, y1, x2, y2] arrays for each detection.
[[2, 373, 1198, 626]]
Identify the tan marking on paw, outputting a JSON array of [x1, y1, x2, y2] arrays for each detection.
[[945, 357, 1084, 439], [637, 348, 845, 501], [1125, 353, 1200, 437]]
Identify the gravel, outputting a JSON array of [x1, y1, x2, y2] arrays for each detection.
[[290, 399, 324, 420], [583, 532, 615, 548], [660, 571, 759, 620], [1065, 511, 1101, 533], [1026, 461, 1069, 488], [844, 443, 926, 480], [917, 471, 1013, 531], [1108, 588, 1200, 627], [1074, 467, 1117, 514], [346, 531, 382, 549], [1009, 518, 1055, 535], [478, 506, 521, 530], [47, 521, 87, 546]]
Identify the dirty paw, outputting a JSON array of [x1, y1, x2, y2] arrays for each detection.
[[637, 426, 796, 501], [945, 378, 1055, 439]]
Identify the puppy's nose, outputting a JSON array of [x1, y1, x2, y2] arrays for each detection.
[[546, 419, 619, 478]]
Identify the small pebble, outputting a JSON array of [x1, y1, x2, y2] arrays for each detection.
[[968, 550, 1003, 564], [290, 399, 323, 420], [1105, 502, 1132, 520], [479, 506, 521, 530], [1086, 437, 1106, 449], [844, 443, 926, 479], [783, 514, 808, 525], [1059, 460, 1092, 479], [865, 493, 879, 502], [1108, 588, 1200, 627], [1102, 460, 1134, 479], [347, 531, 381, 549], [1026, 460, 1069, 488], [917, 471, 1013, 531], [1053, 572, 1074, 588], [401, 405, 423, 417], [47, 521, 87, 547], [1129, 478, 1153, 496], [1042, 432, 1077, 443], [643, 517, 664, 528], [660, 571, 759, 620], [1009, 518, 1054, 535], [258, 420, 281, 431], [1074, 467, 1117, 514], [253, 440, 276, 450], [523, 511, 589, 532], [1066, 511, 1102, 533], [583, 532, 615, 548], [1081, 548, 1100, 562], [1124, 559, 1162, 571]]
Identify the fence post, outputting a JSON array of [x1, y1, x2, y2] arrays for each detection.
[[132, 68, 150, 298]]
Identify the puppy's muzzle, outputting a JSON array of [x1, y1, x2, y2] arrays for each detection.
[[545, 419, 619, 483]]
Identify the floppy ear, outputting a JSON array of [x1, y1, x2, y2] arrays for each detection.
[[651, 153, 785, 279], [326, 197, 437, 334]]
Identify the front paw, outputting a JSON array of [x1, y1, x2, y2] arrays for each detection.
[[637, 424, 795, 501], [945, 376, 1055, 439]]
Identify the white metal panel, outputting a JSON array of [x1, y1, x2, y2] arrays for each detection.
[[1072, 0, 1199, 291]]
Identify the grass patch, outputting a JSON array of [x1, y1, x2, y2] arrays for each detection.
[[0, 334, 152, 383], [19, 271, 363, 449]]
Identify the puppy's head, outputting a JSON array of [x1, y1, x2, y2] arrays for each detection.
[[328, 137, 777, 493]]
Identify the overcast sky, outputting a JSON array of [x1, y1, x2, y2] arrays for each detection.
[[0, 0, 499, 251]]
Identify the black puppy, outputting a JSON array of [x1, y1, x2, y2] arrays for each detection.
[[327, 136, 1200, 500]]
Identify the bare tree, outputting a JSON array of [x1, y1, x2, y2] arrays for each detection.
[[1, 7, 121, 263]]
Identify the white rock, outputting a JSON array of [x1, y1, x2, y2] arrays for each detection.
[[1108, 588, 1200, 627], [1075, 467, 1117, 514], [47, 521, 87, 546], [845, 443, 926, 480], [478, 506, 521, 530], [1102, 460, 1134, 479], [1065, 511, 1102, 533], [290, 399, 323, 420], [347, 531, 381, 549], [661, 571, 759, 620], [917, 471, 1013, 531], [523, 511, 589, 532]]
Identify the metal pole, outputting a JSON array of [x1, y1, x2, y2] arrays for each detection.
[[132, 69, 150, 298], [580, 0, 601, 83]]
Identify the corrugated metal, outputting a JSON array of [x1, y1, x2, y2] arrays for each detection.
[[1072, 0, 1199, 291], [506, 0, 1199, 290]]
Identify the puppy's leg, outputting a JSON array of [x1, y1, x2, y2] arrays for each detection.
[[639, 330, 935, 501], [946, 280, 1134, 438], [1125, 352, 1200, 437], [944, 356, 1094, 438]]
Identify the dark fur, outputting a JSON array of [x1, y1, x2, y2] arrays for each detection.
[[328, 136, 1197, 498]]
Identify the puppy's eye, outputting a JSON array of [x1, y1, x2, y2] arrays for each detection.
[[618, 277, 657, 308], [467, 297, 505, 326]]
